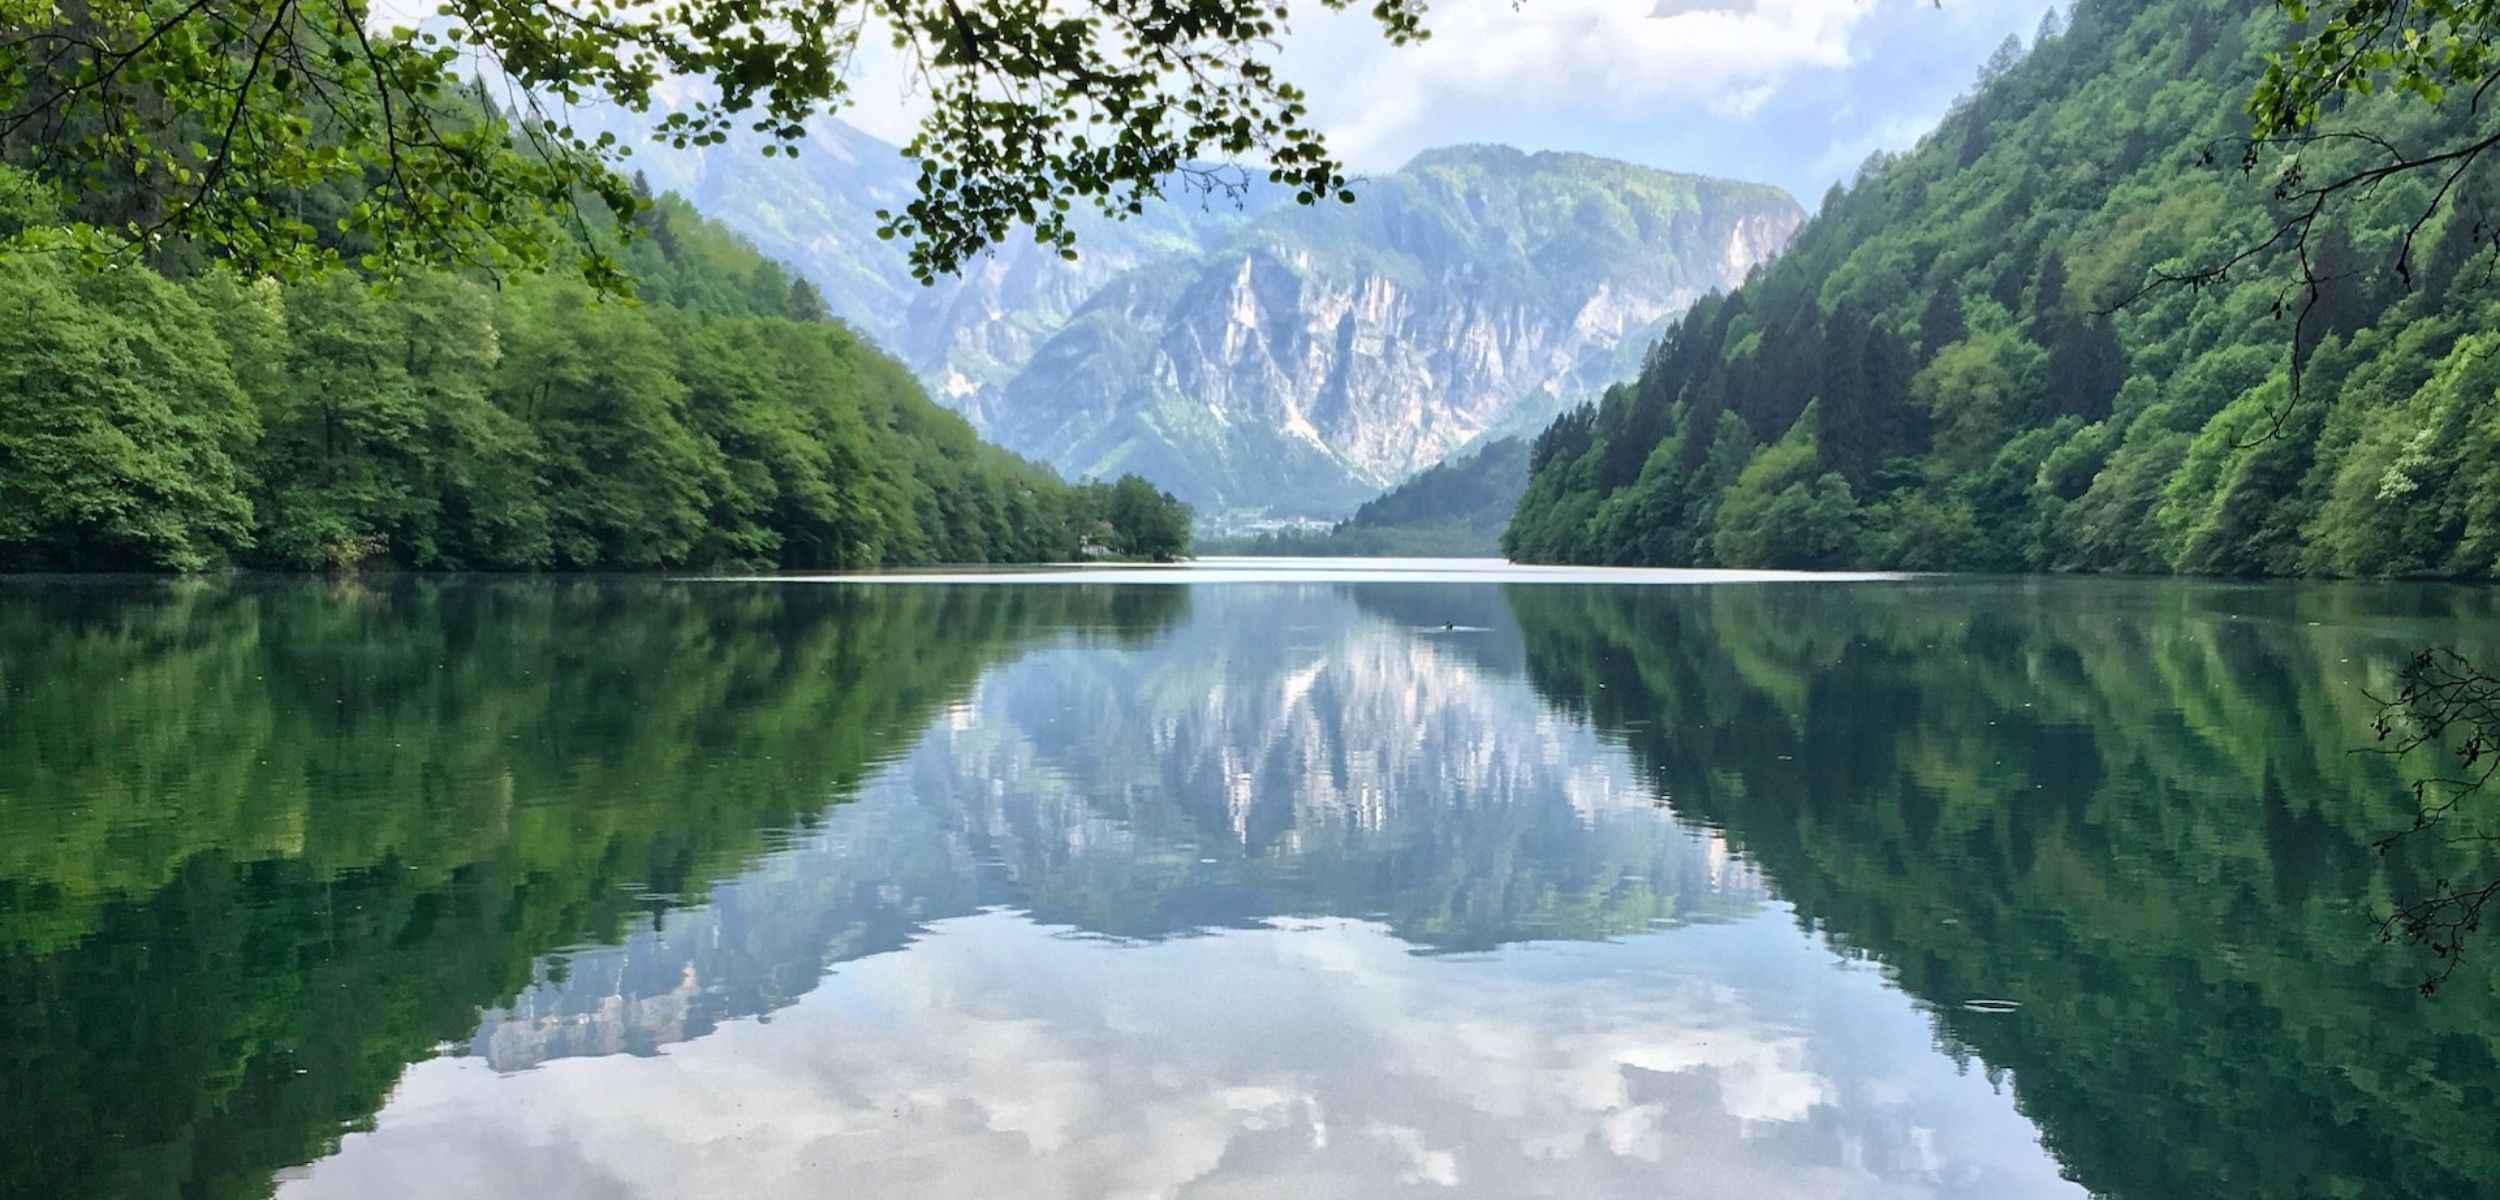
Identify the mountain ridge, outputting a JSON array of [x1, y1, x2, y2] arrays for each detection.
[[984, 144, 1803, 517], [630, 123, 1802, 520]]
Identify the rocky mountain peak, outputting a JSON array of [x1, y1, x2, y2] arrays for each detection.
[[628, 119, 1801, 521]]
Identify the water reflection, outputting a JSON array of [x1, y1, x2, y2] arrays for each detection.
[[282, 583, 2068, 1198], [459, 583, 1772, 1074], [1505, 578, 2500, 1200], [4, 573, 2496, 1200], [0, 578, 1185, 1200], [314, 915, 2068, 1200]]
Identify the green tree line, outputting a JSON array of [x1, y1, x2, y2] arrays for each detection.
[[1213, 437, 1528, 557], [0, 172, 1190, 572], [1506, 0, 2500, 578]]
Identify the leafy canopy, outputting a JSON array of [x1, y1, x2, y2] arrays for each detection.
[[2251, 0, 2500, 134], [0, 0, 1426, 289]]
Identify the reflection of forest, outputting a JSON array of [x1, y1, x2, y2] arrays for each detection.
[[6, 576, 2498, 1200], [0, 579, 1186, 1200], [1503, 579, 2500, 1200]]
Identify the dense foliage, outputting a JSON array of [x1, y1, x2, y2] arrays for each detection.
[[1218, 436, 1528, 556], [0, 172, 1189, 571], [1506, 0, 2500, 578], [0, 0, 1424, 289]]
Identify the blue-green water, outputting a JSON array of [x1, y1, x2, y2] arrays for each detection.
[[3, 563, 2495, 1198]]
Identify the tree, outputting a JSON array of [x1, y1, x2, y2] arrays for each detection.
[[1104, 474, 1191, 562], [1709, 402, 1861, 569], [0, 0, 1429, 290], [2034, 5, 2065, 46], [0, 254, 258, 570], [785, 277, 831, 324], [1913, 328, 2042, 471], [1919, 285, 1967, 361], [2126, 0, 2500, 425]]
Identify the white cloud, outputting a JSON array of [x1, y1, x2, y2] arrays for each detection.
[[1280, 0, 1874, 169], [634, 0, 2046, 205]]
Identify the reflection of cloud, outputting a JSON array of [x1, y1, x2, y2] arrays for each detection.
[[290, 914, 2082, 1199], [1364, 1122, 1463, 1187], [1652, 0, 1759, 15]]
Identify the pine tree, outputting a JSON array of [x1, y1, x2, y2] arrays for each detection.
[[785, 278, 831, 323]]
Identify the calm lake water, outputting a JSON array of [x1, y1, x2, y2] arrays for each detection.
[[4, 561, 2497, 1199]]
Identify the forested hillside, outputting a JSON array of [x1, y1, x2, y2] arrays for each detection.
[[0, 171, 1189, 572], [1222, 437, 1528, 556], [1506, 0, 2500, 578]]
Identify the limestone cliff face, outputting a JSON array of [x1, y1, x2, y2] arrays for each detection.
[[605, 115, 1278, 403], [634, 124, 1799, 519], [897, 197, 1280, 408], [983, 147, 1804, 517]]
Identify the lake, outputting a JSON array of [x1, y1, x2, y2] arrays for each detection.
[[4, 561, 2496, 1199]]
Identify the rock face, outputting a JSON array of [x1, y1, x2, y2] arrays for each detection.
[[983, 147, 1802, 517], [895, 186, 1288, 405], [617, 117, 1282, 403], [637, 124, 1799, 519]]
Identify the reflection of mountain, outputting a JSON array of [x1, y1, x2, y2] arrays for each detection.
[[935, 586, 1767, 944], [1506, 580, 2500, 1200], [471, 585, 1765, 1071], [467, 788, 993, 1072], [0, 580, 1186, 1200], [18, 575, 2500, 1200]]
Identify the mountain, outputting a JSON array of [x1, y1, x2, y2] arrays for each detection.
[[1217, 436, 1529, 556], [1505, 0, 2500, 579], [985, 147, 1802, 518], [608, 117, 1287, 404], [638, 127, 1800, 521]]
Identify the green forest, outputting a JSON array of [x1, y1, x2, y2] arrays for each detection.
[[1215, 436, 1528, 556], [0, 171, 1190, 572], [1505, 0, 2500, 578]]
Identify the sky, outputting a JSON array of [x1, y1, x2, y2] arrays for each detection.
[[837, 0, 2061, 208]]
